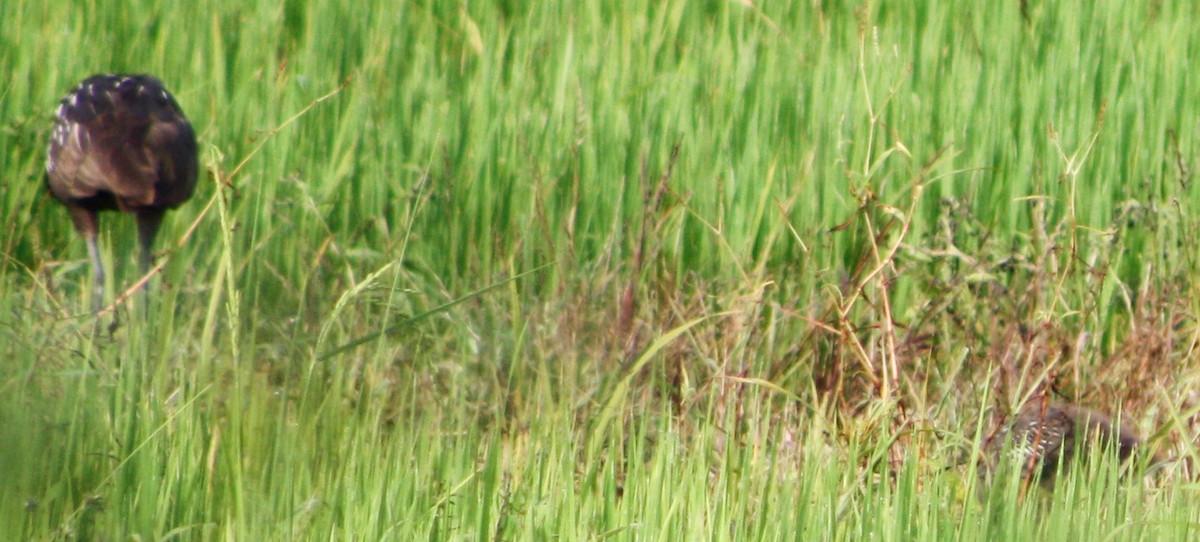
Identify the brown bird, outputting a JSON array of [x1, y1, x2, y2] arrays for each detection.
[[45, 74, 198, 313], [979, 403, 1149, 492]]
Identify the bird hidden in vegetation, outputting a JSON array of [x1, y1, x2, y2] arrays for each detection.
[[980, 403, 1147, 491], [45, 74, 198, 313]]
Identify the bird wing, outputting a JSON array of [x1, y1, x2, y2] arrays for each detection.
[[143, 114, 199, 209], [69, 108, 160, 206], [46, 77, 198, 210]]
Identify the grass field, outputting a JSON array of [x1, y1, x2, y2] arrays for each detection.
[[3, 0, 1200, 539]]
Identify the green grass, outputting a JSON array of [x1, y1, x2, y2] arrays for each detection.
[[3, 0, 1200, 539]]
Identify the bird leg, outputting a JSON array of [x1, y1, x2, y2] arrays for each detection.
[[133, 209, 168, 317], [84, 232, 105, 314], [136, 209, 165, 278], [68, 207, 105, 313]]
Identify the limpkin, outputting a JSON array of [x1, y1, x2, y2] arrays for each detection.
[[979, 403, 1152, 492], [45, 74, 198, 313]]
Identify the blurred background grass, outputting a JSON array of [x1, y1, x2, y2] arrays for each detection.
[[2, 0, 1200, 539]]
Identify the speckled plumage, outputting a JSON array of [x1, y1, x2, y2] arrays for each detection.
[[980, 403, 1143, 490], [45, 74, 197, 312]]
